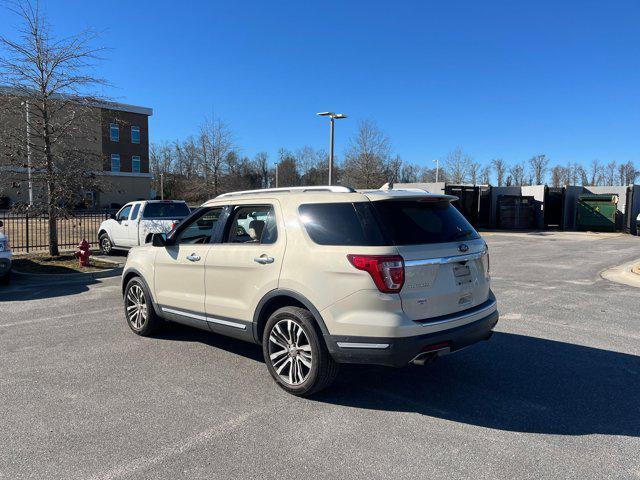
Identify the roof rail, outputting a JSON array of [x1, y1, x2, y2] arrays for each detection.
[[217, 185, 356, 198]]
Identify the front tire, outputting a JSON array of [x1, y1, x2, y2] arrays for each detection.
[[99, 233, 113, 255], [124, 277, 161, 336], [262, 306, 338, 396]]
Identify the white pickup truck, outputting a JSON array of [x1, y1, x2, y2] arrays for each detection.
[[98, 200, 191, 255]]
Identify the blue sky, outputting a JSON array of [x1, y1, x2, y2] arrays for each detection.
[[2, 0, 639, 168]]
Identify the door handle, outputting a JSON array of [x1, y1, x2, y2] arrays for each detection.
[[254, 255, 275, 264], [186, 253, 201, 262]]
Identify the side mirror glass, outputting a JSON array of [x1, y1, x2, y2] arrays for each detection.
[[109, 213, 116, 220], [151, 232, 167, 247]]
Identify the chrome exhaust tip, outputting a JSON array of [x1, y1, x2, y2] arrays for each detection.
[[410, 346, 451, 366]]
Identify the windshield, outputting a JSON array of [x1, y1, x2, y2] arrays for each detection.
[[372, 200, 480, 245], [142, 202, 190, 219]]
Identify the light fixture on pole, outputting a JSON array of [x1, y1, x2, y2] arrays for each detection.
[[317, 112, 347, 185], [433, 159, 440, 183]]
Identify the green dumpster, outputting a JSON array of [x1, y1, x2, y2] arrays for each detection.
[[576, 194, 618, 232]]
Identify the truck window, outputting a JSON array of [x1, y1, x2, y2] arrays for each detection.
[[142, 202, 190, 218]]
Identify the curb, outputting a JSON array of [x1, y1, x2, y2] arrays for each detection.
[[11, 266, 123, 281], [601, 259, 640, 288]]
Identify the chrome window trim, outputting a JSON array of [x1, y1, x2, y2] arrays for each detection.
[[161, 307, 247, 330], [404, 249, 487, 267]]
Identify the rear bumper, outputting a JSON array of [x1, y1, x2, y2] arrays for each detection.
[[325, 309, 498, 367]]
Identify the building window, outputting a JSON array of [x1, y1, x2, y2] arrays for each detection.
[[111, 154, 120, 172], [110, 123, 119, 142], [132, 155, 141, 173], [131, 125, 140, 144]]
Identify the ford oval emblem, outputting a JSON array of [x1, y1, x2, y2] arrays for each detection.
[[458, 243, 469, 253]]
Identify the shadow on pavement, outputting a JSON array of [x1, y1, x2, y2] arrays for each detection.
[[311, 332, 640, 437], [0, 277, 97, 301]]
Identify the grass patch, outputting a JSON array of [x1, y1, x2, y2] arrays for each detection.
[[13, 253, 115, 274]]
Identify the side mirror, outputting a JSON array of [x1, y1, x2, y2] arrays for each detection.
[[151, 232, 167, 247], [109, 213, 116, 220], [0, 220, 3, 228]]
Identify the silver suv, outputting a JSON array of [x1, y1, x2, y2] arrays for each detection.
[[121, 186, 498, 395]]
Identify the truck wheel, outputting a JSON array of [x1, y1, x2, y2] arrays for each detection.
[[124, 277, 162, 336], [99, 233, 113, 255], [263, 306, 338, 396]]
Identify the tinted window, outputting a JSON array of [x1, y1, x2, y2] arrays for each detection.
[[175, 208, 223, 244], [225, 205, 278, 244], [143, 202, 190, 218], [130, 204, 141, 220], [299, 203, 386, 246], [372, 200, 480, 245]]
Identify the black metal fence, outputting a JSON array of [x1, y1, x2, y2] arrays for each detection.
[[0, 210, 114, 254]]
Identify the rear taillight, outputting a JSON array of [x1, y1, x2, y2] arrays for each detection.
[[347, 254, 404, 293]]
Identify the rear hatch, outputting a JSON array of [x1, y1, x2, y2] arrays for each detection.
[[369, 197, 490, 321]]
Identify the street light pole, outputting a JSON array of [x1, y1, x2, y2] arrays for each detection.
[[275, 162, 279, 188], [433, 159, 440, 183], [160, 172, 164, 200], [317, 112, 347, 185]]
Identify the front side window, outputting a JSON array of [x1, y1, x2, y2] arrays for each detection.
[[132, 155, 141, 173], [299, 202, 385, 246], [110, 123, 119, 142], [111, 154, 120, 172], [175, 208, 223, 245], [131, 126, 140, 144], [225, 205, 278, 244], [116, 205, 132, 221]]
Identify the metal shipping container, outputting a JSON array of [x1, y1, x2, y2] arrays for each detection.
[[576, 194, 618, 232]]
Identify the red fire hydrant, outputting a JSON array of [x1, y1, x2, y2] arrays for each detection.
[[74, 239, 92, 268]]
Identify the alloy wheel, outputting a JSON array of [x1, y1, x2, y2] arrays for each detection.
[[268, 319, 313, 385], [126, 284, 148, 330]]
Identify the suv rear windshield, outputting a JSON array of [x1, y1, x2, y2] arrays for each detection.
[[372, 200, 480, 245], [143, 202, 190, 218], [299, 200, 479, 246]]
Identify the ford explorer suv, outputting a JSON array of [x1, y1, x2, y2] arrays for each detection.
[[98, 200, 190, 254], [0, 220, 11, 283], [121, 186, 498, 396]]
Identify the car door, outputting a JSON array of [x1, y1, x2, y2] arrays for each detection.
[[111, 204, 132, 246], [125, 202, 142, 246], [153, 207, 224, 329], [204, 202, 285, 336]]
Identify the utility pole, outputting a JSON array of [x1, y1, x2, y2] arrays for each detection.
[[433, 159, 440, 183], [160, 172, 164, 200], [275, 162, 279, 188], [317, 112, 347, 185]]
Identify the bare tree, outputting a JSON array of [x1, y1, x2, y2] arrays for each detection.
[[491, 159, 507, 186], [604, 161, 617, 186], [480, 166, 491, 185], [341, 120, 391, 188], [0, 0, 106, 255], [588, 159, 602, 186], [469, 162, 480, 185], [252, 152, 270, 188], [399, 163, 420, 183], [508, 162, 526, 186], [199, 116, 234, 196], [444, 148, 471, 184], [528, 155, 549, 185], [622, 161, 637, 185]]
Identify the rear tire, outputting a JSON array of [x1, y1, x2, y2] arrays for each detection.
[[124, 277, 162, 336], [99, 233, 113, 255], [262, 306, 338, 396]]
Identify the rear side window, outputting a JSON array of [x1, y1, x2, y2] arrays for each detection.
[[299, 203, 386, 246], [142, 202, 190, 218], [225, 205, 278, 244], [372, 200, 480, 245]]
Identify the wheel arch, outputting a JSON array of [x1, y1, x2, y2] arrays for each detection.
[[253, 289, 330, 344], [121, 268, 161, 314]]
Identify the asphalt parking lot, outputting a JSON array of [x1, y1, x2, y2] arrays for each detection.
[[1, 232, 639, 480]]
